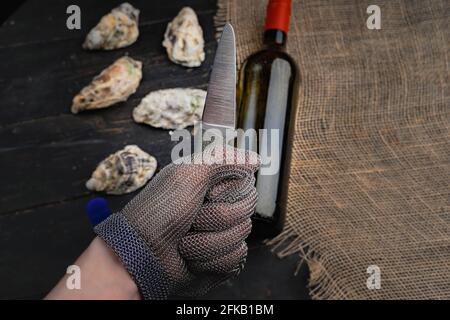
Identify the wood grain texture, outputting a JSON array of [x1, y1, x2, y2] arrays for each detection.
[[0, 0, 309, 299]]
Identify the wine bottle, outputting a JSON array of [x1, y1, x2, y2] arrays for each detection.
[[236, 0, 298, 239]]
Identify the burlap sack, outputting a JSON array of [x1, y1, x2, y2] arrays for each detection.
[[216, 0, 450, 299]]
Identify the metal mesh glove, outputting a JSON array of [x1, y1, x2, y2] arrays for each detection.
[[94, 146, 259, 299]]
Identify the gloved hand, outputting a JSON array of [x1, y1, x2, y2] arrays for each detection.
[[94, 146, 259, 299]]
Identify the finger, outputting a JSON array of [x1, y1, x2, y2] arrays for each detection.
[[187, 242, 247, 275], [192, 192, 257, 231], [202, 145, 260, 169], [206, 173, 256, 203], [232, 147, 260, 173], [179, 219, 252, 261]]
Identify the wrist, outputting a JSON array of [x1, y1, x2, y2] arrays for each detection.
[[88, 237, 141, 300], [46, 237, 141, 300], [94, 213, 170, 299]]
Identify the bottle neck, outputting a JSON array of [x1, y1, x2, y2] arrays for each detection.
[[263, 29, 287, 49]]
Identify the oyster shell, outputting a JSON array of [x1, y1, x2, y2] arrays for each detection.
[[71, 56, 142, 114], [133, 88, 206, 130], [86, 145, 157, 195], [162, 7, 205, 67], [83, 3, 140, 50]]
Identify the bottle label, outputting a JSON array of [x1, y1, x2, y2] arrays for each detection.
[[255, 58, 291, 218]]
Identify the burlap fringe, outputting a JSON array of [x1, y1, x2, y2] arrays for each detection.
[[265, 226, 345, 300]]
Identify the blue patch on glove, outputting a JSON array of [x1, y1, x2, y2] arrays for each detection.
[[86, 197, 112, 227]]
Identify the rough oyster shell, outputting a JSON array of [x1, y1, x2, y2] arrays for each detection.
[[71, 56, 142, 114], [86, 145, 157, 195], [83, 3, 140, 50], [133, 88, 206, 130], [162, 7, 205, 67]]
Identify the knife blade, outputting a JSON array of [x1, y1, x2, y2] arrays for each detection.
[[201, 23, 237, 133]]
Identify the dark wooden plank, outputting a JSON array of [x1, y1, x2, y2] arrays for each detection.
[[0, 10, 216, 127], [0, 196, 134, 299], [0, 0, 311, 300], [0, 62, 212, 212], [0, 0, 216, 47], [0, 1, 25, 27], [0, 197, 310, 299], [0, 0, 217, 213], [206, 241, 311, 300], [0, 114, 178, 213]]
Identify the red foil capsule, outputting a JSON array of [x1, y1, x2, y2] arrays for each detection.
[[264, 0, 292, 33]]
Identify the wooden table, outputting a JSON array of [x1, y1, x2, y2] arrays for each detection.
[[0, 0, 309, 299]]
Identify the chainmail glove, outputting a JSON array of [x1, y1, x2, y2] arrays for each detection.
[[94, 146, 259, 299]]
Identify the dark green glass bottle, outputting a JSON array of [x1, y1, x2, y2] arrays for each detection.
[[236, 0, 298, 239]]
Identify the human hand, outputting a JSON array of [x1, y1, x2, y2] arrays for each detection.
[[95, 146, 260, 299]]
